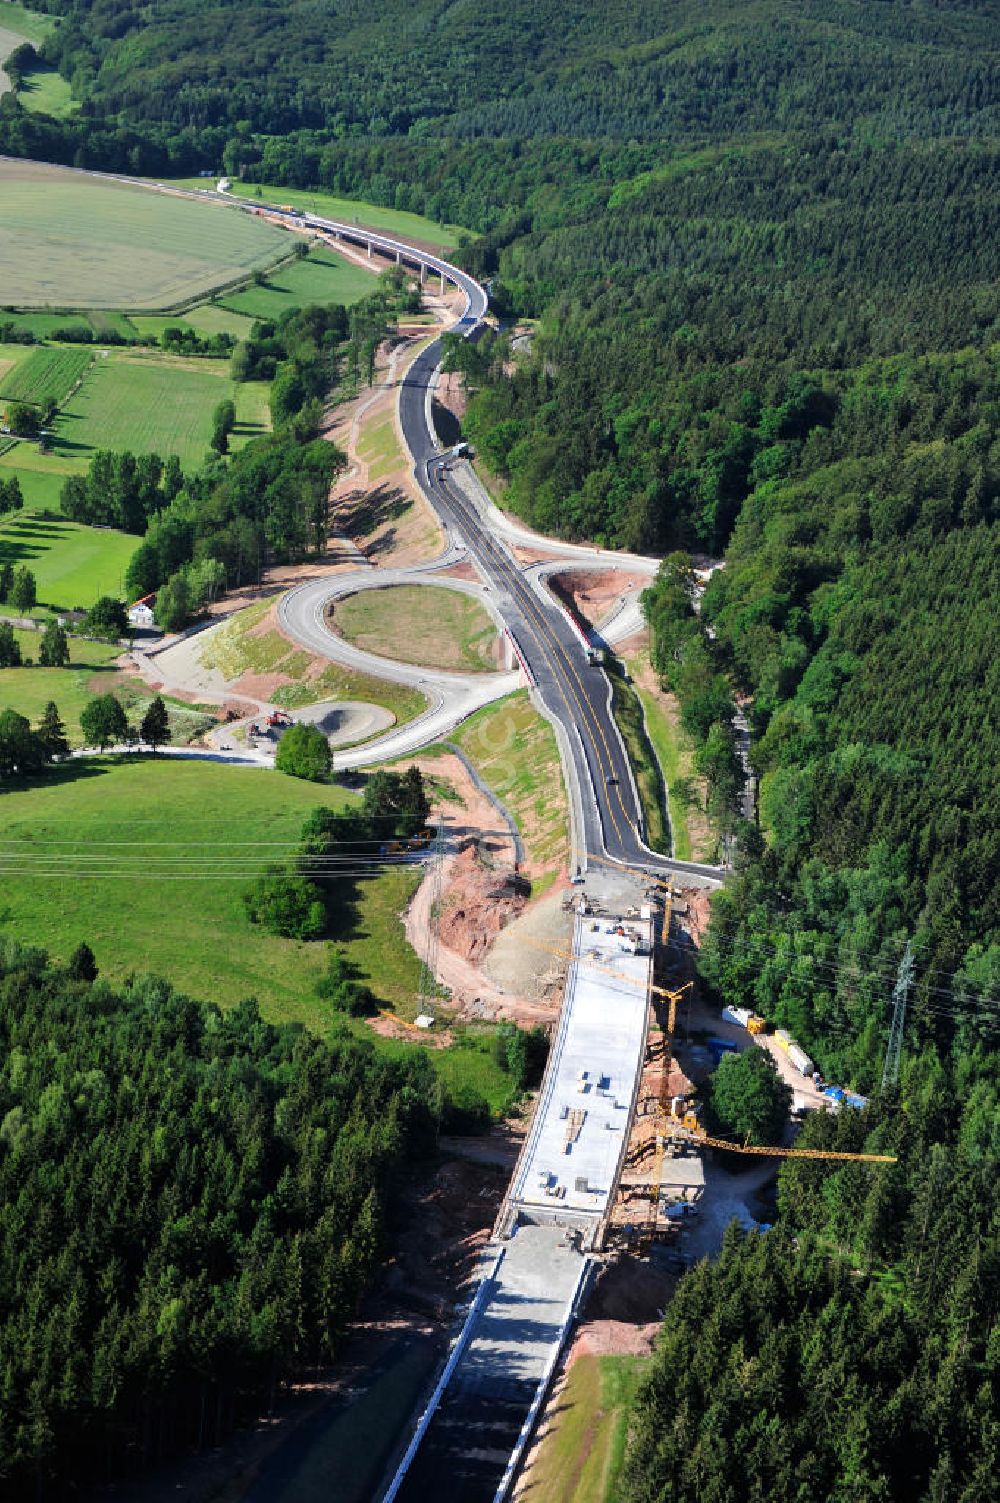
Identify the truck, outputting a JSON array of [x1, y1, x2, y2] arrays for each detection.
[[721, 1005, 751, 1028], [774, 1028, 792, 1053], [788, 1044, 814, 1078]]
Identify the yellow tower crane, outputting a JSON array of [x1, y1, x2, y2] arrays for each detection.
[[523, 935, 897, 1168]]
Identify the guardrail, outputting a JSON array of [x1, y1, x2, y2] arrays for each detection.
[[490, 1254, 595, 1503], [380, 1245, 506, 1503]]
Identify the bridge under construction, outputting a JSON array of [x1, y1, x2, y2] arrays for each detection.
[[383, 904, 655, 1503]]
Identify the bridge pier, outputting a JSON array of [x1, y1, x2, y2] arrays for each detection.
[[420, 263, 428, 285], [439, 270, 446, 294], [367, 241, 373, 258]]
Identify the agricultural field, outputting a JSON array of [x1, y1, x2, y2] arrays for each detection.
[[0, 158, 290, 308], [332, 584, 501, 673], [180, 178, 466, 250], [53, 350, 264, 467], [0, 345, 92, 406], [15, 62, 76, 115], [218, 248, 376, 319], [0, 343, 35, 386], [0, 511, 137, 610], [0, 757, 514, 1114]]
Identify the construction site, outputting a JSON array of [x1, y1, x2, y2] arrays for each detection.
[[375, 867, 892, 1502], [378, 873, 896, 1503]]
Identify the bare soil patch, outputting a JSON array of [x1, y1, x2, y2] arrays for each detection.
[[547, 567, 649, 629], [434, 369, 467, 424], [401, 753, 564, 1026]]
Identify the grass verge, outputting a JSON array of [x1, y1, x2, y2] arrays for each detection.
[[627, 649, 717, 863], [332, 584, 500, 673], [198, 597, 427, 726], [247, 1336, 440, 1503], [449, 688, 569, 882], [525, 1355, 646, 1503], [605, 658, 670, 855]]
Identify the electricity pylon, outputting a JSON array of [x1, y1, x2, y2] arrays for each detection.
[[882, 940, 914, 1092]]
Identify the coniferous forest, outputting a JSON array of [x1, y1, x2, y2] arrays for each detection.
[[0, 938, 438, 1498], [0, 2, 997, 1499]]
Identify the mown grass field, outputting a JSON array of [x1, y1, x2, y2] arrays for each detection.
[[0, 632, 120, 739], [16, 61, 75, 114], [0, 638, 215, 746], [523, 1355, 645, 1503], [187, 179, 466, 250], [332, 584, 500, 673], [0, 310, 134, 340], [0, 158, 290, 308], [0, 512, 137, 609], [0, 760, 360, 1015], [129, 305, 258, 343], [0, 445, 86, 511], [0, 758, 515, 1107], [54, 351, 265, 466], [198, 596, 427, 725], [219, 249, 376, 319], [450, 688, 569, 884], [0, 345, 92, 406]]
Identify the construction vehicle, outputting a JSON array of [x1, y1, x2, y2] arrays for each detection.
[[266, 710, 292, 728], [524, 935, 897, 1168]]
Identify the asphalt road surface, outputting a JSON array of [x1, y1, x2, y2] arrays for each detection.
[[268, 204, 722, 882]]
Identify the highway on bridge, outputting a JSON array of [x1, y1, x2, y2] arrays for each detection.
[[263, 201, 721, 882]]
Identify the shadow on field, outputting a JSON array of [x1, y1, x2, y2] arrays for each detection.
[[338, 482, 410, 538], [4, 759, 111, 796]]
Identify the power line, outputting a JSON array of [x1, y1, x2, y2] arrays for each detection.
[[882, 941, 914, 1091]]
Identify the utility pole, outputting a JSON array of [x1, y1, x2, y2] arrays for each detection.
[[882, 940, 914, 1092], [415, 824, 444, 1020]]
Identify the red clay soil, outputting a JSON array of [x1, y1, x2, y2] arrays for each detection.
[[547, 567, 649, 629], [437, 842, 528, 964], [679, 885, 714, 945], [400, 753, 560, 1027], [436, 559, 482, 583]]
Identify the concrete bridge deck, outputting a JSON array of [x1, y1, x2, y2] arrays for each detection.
[[383, 912, 653, 1503]]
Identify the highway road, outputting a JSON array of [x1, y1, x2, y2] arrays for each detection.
[[259, 202, 722, 883]]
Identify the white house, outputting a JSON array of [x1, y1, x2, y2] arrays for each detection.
[[128, 594, 156, 629]]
